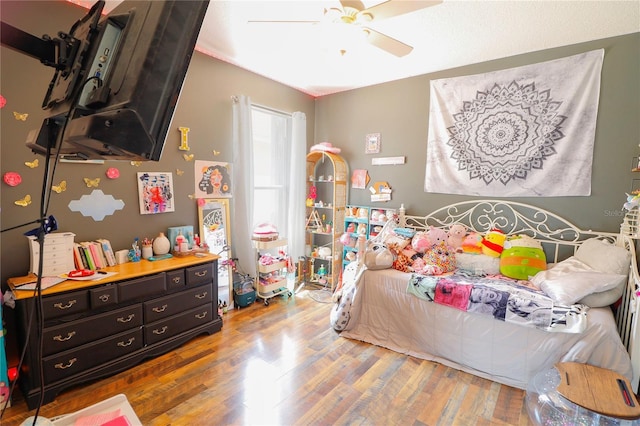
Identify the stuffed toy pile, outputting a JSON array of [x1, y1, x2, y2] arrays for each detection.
[[369, 221, 548, 279]]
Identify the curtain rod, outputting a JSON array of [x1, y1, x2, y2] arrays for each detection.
[[231, 95, 291, 117]]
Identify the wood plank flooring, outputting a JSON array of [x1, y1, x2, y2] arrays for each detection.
[[1, 289, 533, 425]]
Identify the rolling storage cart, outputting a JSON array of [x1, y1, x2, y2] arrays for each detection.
[[254, 238, 292, 305]]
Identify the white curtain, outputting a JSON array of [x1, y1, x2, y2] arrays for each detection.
[[287, 112, 307, 261], [231, 95, 255, 277]]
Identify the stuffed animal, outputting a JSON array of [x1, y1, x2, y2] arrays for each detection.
[[418, 242, 456, 275], [624, 193, 640, 211], [462, 232, 483, 254], [500, 235, 547, 280], [411, 231, 431, 253], [357, 223, 367, 235], [364, 240, 395, 270], [447, 223, 467, 252], [393, 247, 417, 273], [481, 229, 506, 258], [426, 226, 448, 247]]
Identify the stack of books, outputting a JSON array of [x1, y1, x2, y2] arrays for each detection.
[[73, 239, 117, 270]]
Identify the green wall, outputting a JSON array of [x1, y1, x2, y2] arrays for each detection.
[[315, 33, 640, 233]]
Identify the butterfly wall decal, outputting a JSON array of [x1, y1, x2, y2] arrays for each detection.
[[15, 194, 31, 207], [13, 111, 28, 121], [84, 177, 100, 188], [52, 181, 67, 193], [188, 193, 196, 199], [130, 161, 142, 167], [176, 169, 184, 176], [183, 153, 194, 162], [25, 159, 39, 168], [213, 150, 220, 156]]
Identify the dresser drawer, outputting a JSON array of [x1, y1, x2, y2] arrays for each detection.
[[166, 269, 186, 290], [118, 273, 166, 302], [43, 328, 143, 383], [144, 303, 214, 345], [42, 290, 89, 320], [186, 263, 214, 287], [144, 284, 213, 323], [90, 285, 118, 309], [42, 304, 143, 356]]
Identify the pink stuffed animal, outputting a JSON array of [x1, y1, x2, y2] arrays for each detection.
[[447, 223, 467, 252], [411, 231, 431, 253], [426, 226, 448, 247]]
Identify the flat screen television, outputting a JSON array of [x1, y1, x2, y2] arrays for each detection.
[[26, 0, 209, 161]]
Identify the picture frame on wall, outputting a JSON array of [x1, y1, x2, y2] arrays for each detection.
[[137, 172, 175, 214], [365, 133, 381, 154]]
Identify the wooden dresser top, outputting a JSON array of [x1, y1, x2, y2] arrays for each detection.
[[7, 254, 219, 300]]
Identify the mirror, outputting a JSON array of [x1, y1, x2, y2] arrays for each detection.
[[198, 199, 232, 308]]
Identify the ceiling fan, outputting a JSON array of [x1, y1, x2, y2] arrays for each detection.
[[248, 0, 442, 57]]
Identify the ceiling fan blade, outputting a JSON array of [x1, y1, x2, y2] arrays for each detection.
[[363, 27, 413, 57], [364, 0, 442, 20], [340, 1, 366, 12]]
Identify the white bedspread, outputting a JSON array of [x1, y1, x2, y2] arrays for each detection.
[[339, 268, 633, 390]]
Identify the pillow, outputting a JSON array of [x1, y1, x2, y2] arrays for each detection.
[[575, 238, 630, 275], [530, 257, 627, 305], [578, 279, 626, 307], [456, 253, 500, 275]]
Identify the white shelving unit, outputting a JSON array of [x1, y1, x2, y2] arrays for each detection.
[[254, 238, 292, 306]]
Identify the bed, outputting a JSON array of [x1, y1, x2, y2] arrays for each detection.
[[332, 200, 640, 391]]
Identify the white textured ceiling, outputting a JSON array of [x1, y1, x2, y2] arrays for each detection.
[[69, 0, 640, 97]]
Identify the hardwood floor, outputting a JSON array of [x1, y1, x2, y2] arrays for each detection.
[[1, 289, 533, 425]]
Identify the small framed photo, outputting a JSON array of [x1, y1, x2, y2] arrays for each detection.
[[365, 133, 381, 154]]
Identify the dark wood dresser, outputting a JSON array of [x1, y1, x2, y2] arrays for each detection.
[[7, 255, 222, 409]]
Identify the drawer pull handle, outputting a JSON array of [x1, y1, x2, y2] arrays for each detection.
[[55, 358, 77, 370], [195, 270, 208, 277], [99, 294, 110, 303], [172, 277, 181, 284], [117, 314, 135, 323], [153, 326, 168, 335], [117, 338, 135, 347], [195, 312, 208, 319], [195, 292, 208, 299], [153, 304, 168, 313], [53, 331, 76, 342], [53, 300, 77, 310]]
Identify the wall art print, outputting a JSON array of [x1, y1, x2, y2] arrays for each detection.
[[194, 160, 232, 198], [137, 172, 174, 214], [424, 49, 604, 197]]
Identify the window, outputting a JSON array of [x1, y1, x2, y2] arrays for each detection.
[[251, 106, 291, 234]]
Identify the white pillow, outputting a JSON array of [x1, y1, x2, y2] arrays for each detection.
[[578, 280, 626, 308], [530, 257, 627, 305], [575, 238, 630, 275]]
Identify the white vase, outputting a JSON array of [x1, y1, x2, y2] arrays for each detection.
[[153, 232, 171, 255]]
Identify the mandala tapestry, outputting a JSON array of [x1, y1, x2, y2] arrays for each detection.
[[424, 49, 604, 197]]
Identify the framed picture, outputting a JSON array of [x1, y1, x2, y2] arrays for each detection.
[[365, 133, 381, 154], [137, 172, 175, 214], [194, 160, 233, 198]]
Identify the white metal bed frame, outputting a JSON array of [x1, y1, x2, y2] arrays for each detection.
[[397, 199, 640, 391]]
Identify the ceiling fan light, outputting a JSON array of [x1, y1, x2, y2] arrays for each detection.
[[355, 12, 373, 24]]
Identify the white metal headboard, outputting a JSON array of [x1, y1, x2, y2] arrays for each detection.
[[399, 199, 619, 264], [398, 199, 640, 391]]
